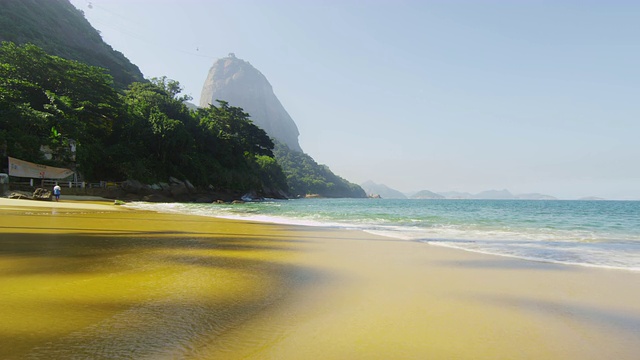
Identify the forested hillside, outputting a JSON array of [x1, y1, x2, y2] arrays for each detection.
[[0, 43, 287, 197], [274, 143, 365, 198], [0, 0, 365, 198], [0, 0, 144, 89]]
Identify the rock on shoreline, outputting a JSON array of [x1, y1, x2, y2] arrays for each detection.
[[6, 178, 287, 204]]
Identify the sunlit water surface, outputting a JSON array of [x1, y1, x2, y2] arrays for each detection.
[[129, 199, 640, 271]]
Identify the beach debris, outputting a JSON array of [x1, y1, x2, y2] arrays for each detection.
[[113, 200, 126, 206], [8, 191, 31, 200], [32, 188, 52, 201]]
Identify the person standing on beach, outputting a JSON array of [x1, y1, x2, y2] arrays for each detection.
[[53, 183, 61, 202]]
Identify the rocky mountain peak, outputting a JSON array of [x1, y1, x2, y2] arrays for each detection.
[[200, 54, 302, 152]]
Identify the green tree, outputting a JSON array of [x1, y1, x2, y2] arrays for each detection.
[[194, 100, 282, 192], [274, 142, 366, 198], [0, 0, 144, 89], [118, 81, 194, 181], [255, 155, 289, 194], [0, 42, 120, 179], [1, 42, 289, 198]]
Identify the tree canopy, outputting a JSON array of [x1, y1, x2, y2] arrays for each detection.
[[0, 42, 119, 175], [274, 142, 366, 198], [0, 0, 144, 89], [0, 42, 287, 196], [1, 42, 365, 198]]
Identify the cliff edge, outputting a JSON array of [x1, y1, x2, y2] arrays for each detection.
[[200, 53, 302, 152]]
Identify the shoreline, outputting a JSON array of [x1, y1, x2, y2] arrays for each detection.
[[0, 196, 119, 209], [1, 198, 639, 359], [125, 199, 640, 273], [418, 240, 640, 273]]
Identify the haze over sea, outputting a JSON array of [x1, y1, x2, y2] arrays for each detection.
[[128, 199, 639, 272]]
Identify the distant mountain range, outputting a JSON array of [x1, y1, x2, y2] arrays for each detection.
[[363, 182, 559, 200], [361, 181, 407, 199], [410, 190, 445, 199], [437, 191, 474, 199], [578, 196, 606, 201], [472, 189, 557, 200]]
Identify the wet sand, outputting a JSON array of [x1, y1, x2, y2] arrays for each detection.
[[0, 198, 639, 359]]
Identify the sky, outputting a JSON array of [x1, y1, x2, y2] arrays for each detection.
[[69, 0, 640, 200]]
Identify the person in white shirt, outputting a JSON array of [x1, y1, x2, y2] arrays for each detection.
[[53, 183, 61, 202]]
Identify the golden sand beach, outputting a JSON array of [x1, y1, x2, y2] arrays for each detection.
[[0, 198, 639, 359]]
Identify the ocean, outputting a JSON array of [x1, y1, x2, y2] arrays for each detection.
[[126, 198, 640, 272]]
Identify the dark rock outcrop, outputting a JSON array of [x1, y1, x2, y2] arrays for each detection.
[[142, 193, 173, 203], [99, 177, 286, 203], [120, 180, 147, 195], [200, 53, 302, 152]]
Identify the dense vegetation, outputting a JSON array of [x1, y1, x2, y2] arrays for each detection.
[[0, 0, 144, 89], [0, 0, 366, 198], [274, 143, 366, 198], [0, 42, 287, 196], [0, 41, 365, 198]]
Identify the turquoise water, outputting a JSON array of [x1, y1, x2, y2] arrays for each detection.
[[128, 199, 640, 271]]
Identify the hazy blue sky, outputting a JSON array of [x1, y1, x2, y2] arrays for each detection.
[[69, 0, 639, 199]]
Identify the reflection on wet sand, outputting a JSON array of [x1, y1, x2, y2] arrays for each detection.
[[1, 198, 639, 359], [0, 202, 317, 359]]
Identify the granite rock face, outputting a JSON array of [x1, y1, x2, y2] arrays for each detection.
[[200, 53, 302, 152]]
